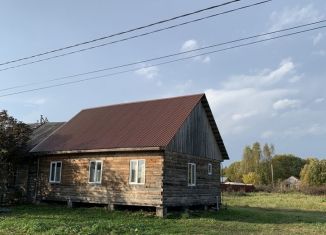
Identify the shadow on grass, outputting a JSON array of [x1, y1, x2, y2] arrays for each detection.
[[169, 206, 326, 224]]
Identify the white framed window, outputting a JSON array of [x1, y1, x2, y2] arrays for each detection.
[[208, 163, 212, 175], [49, 161, 62, 183], [129, 160, 145, 184], [188, 163, 196, 186], [89, 160, 103, 184]]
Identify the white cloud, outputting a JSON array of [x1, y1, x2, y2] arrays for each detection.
[[273, 99, 301, 111], [205, 87, 296, 135], [135, 66, 159, 80], [181, 39, 198, 51], [223, 58, 296, 89], [232, 111, 258, 121], [283, 124, 326, 137], [269, 4, 323, 31], [180, 39, 211, 64], [204, 58, 304, 136], [314, 98, 325, 103], [313, 32, 323, 45]]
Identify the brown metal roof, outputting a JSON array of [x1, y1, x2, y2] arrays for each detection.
[[28, 122, 65, 150], [31, 94, 229, 159], [31, 94, 202, 151]]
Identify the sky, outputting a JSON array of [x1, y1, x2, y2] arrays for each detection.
[[0, 0, 325, 164]]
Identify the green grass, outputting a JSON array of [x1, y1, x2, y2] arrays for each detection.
[[0, 192, 325, 235]]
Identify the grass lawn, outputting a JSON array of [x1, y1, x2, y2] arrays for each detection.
[[0, 192, 325, 235]]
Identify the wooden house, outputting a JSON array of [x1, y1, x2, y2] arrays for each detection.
[[30, 94, 229, 217]]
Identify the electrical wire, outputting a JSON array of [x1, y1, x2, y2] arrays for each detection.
[[1, 24, 324, 98], [1, 19, 324, 93], [0, 0, 271, 72]]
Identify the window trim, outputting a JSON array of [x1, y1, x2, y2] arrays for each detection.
[[88, 160, 103, 184], [49, 161, 62, 183], [188, 163, 196, 186], [129, 159, 146, 185], [208, 163, 212, 175]]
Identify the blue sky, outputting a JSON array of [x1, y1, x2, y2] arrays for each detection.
[[1, 0, 325, 163]]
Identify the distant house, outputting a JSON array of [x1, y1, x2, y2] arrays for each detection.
[[221, 182, 255, 192], [282, 176, 301, 189], [28, 94, 229, 217]]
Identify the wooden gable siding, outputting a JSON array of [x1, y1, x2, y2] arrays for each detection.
[[163, 151, 221, 207], [37, 152, 164, 207], [166, 101, 222, 160]]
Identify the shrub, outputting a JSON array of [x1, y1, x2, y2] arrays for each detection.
[[299, 185, 326, 195]]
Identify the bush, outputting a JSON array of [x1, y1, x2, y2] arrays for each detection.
[[299, 185, 326, 195], [254, 185, 273, 193]]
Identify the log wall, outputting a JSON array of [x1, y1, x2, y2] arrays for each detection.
[[37, 151, 164, 207], [163, 151, 221, 207], [166, 102, 222, 160]]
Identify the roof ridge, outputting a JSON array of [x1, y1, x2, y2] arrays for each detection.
[[81, 93, 205, 111]]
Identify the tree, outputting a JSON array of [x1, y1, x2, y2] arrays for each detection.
[[252, 142, 262, 172], [260, 144, 275, 186], [272, 154, 306, 182], [300, 159, 326, 186], [241, 146, 253, 174], [242, 172, 260, 185], [0, 110, 31, 203], [224, 161, 242, 182]]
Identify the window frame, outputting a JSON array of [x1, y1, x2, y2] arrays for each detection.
[[208, 163, 212, 175], [49, 161, 62, 183], [88, 160, 103, 184], [188, 163, 196, 186], [129, 159, 146, 185]]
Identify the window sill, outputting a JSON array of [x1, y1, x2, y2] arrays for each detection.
[[88, 182, 102, 185], [129, 182, 145, 185]]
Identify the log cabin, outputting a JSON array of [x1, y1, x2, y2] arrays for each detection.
[[30, 93, 229, 217]]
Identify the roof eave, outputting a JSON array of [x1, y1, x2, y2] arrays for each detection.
[[30, 146, 165, 156]]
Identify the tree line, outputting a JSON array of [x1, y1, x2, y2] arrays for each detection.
[[223, 142, 326, 187], [0, 110, 31, 203]]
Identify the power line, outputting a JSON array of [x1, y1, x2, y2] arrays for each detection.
[[1, 24, 324, 98], [0, 0, 242, 67], [1, 19, 325, 93], [0, 0, 271, 72]]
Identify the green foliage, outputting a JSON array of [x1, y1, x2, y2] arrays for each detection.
[[227, 143, 317, 187], [242, 172, 261, 185], [224, 161, 242, 182], [0, 110, 31, 161], [0, 110, 31, 202], [272, 154, 306, 181], [300, 159, 326, 186], [241, 145, 254, 174]]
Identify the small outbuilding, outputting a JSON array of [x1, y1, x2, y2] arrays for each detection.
[[282, 176, 301, 189], [29, 94, 229, 216]]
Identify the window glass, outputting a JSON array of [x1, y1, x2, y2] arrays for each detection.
[[188, 163, 196, 186], [130, 161, 137, 183], [55, 162, 61, 182], [50, 163, 55, 182], [96, 161, 102, 182], [130, 160, 145, 184], [138, 160, 145, 183], [89, 161, 102, 183], [49, 161, 61, 183]]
